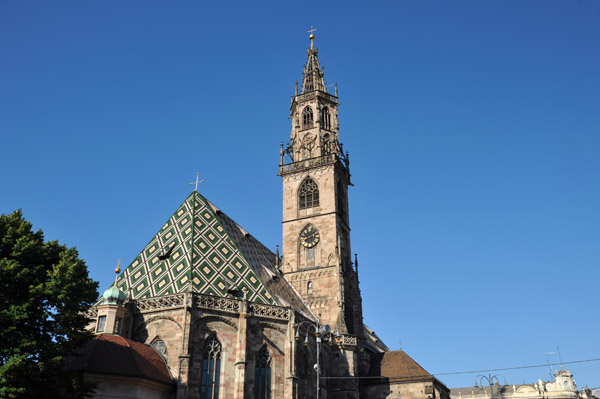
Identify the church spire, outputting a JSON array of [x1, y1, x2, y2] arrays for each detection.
[[302, 30, 326, 93]]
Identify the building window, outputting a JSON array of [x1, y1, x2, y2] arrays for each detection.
[[299, 178, 319, 209], [322, 133, 331, 155], [114, 317, 122, 335], [307, 281, 313, 294], [321, 107, 331, 130], [307, 247, 314, 260], [337, 180, 346, 218], [96, 316, 106, 333], [303, 107, 313, 129], [254, 345, 271, 399], [151, 337, 168, 361], [200, 336, 222, 399]]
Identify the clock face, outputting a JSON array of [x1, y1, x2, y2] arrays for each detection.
[[300, 226, 320, 248]]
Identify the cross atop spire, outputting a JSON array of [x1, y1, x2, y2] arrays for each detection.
[[189, 172, 204, 191]]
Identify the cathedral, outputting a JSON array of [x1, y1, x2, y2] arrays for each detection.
[[73, 33, 450, 399]]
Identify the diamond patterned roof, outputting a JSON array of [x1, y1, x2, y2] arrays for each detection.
[[117, 191, 275, 304]]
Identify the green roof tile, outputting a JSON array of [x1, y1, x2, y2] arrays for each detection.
[[117, 191, 275, 304]]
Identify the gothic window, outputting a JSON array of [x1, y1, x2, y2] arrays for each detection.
[[151, 337, 168, 361], [200, 336, 222, 399], [254, 345, 272, 399], [299, 178, 319, 209], [307, 247, 314, 260], [302, 107, 313, 129], [307, 281, 313, 294], [321, 107, 331, 130]]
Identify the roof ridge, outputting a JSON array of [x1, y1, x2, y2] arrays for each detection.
[[193, 192, 276, 303], [203, 196, 273, 256]]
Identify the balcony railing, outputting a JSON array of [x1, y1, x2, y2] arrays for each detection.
[[279, 153, 344, 175]]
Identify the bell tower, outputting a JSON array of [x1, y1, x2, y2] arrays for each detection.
[[278, 32, 363, 338]]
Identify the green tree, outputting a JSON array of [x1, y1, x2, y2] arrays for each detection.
[[0, 210, 99, 399]]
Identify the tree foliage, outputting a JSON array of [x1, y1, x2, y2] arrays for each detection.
[[0, 210, 99, 399]]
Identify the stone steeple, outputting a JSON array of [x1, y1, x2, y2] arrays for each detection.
[[285, 34, 344, 166], [301, 33, 326, 93]]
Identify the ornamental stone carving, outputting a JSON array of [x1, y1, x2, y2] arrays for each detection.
[[248, 303, 291, 320], [135, 294, 184, 312]]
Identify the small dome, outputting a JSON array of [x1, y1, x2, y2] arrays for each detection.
[[102, 284, 126, 305], [65, 334, 174, 386]]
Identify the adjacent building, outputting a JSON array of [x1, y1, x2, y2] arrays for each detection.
[[450, 368, 597, 399]]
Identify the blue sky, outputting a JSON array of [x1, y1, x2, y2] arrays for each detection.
[[1, 0, 599, 389]]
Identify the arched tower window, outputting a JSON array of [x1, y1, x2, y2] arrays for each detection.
[[302, 107, 314, 129], [200, 336, 222, 399], [254, 345, 272, 399], [299, 178, 319, 209], [321, 107, 331, 130], [307, 281, 313, 294]]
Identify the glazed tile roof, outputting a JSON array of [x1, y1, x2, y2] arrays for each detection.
[[66, 334, 174, 385], [114, 191, 312, 316], [208, 199, 312, 316]]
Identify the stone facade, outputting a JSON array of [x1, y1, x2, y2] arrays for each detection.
[[86, 290, 368, 399]]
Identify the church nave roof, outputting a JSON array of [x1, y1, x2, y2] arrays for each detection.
[[114, 191, 311, 316]]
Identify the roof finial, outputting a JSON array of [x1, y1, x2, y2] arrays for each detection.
[[114, 259, 121, 285], [189, 172, 205, 191], [308, 26, 317, 50]]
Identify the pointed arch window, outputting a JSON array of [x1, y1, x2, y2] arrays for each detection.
[[200, 336, 222, 399], [151, 337, 168, 361], [254, 345, 272, 399], [321, 107, 331, 130], [299, 178, 319, 209], [307, 281, 313, 294], [303, 107, 314, 129]]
